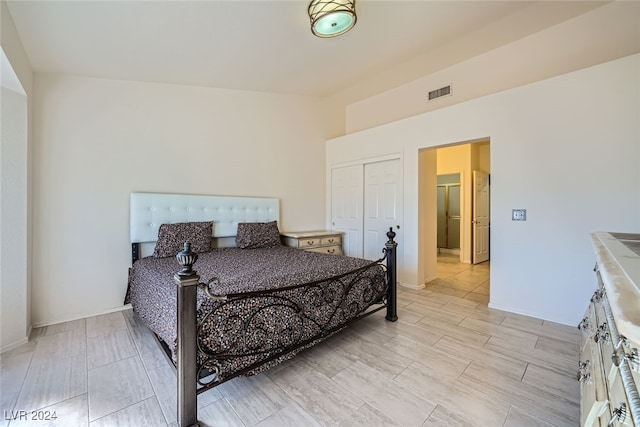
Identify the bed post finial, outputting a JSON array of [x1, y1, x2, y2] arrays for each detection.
[[176, 241, 198, 277], [174, 241, 200, 427], [386, 227, 396, 242], [385, 227, 398, 322]]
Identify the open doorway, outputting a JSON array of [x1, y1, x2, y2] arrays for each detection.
[[419, 139, 491, 305]]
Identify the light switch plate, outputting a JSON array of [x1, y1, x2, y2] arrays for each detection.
[[512, 209, 527, 221]]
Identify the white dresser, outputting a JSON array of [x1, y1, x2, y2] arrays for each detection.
[[579, 232, 639, 426], [280, 230, 344, 256]]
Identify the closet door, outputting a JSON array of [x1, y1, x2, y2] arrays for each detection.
[[331, 165, 364, 258], [363, 159, 402, 261]]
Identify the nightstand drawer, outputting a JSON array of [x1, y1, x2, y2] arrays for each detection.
[[280, 230, 344, 255], [305, 245, 343, 256], [321, 236, 341, 246], [298, 238, 321, 248]]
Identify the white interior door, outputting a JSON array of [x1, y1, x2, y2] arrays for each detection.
[[472, 170, 490, 264], [363, 159, 402, 261], [331, 165, 363, 258]]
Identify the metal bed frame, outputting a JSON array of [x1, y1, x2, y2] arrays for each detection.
[[172, 228, 398, 427], [128, 192, 399, 427]]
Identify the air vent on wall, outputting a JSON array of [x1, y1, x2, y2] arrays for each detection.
[[428, 85, 451, 101]]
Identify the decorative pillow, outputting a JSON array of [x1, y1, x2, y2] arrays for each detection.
[[235, 221, 281, 249], [153, 221, 213, 258]]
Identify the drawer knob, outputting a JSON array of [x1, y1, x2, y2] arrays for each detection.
[[612, 347, 639, 372], [327, 248, 335, 254], [607, 403, 627, 426], [612, 353, 621, 367], [327, 238, 334, 243], [307, 240, 314, 245]]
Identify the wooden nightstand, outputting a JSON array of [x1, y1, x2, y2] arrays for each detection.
[[280, 230, 344, 256]]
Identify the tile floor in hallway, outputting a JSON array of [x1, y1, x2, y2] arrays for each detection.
[[425, 252, 490, 305], [1, 256, 580, 427]]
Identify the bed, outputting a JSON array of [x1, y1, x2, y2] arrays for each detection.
[[126, 192, 398, 427]]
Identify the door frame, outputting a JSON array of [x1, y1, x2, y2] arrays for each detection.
[[417, 138, 490, 285]]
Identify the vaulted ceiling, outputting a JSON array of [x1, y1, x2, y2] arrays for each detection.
[[6, 1, 610, 98]]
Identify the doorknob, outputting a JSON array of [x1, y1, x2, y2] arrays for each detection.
[[396, 225, 400, 229]]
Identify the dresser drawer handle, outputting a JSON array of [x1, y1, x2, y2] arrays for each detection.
[[591, 289, 605, 303], [594, 323, 610, 344], [327, 238, 334, 243], [578, 317, 590, 331], [607, 403, 627, 426], [576, 371, 591, 383], [327, 248, 335, 254], [306, 240, 314, 245], [577, 360, 591, 383]]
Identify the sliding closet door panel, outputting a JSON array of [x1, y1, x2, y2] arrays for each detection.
[[331, 165, 364, 258], [363, 159, 402, 261]]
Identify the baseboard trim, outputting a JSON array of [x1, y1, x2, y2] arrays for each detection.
[[1, 336, 29, 354], [32, 304, 133, 329], [488, 302, 575, 327], [399, 282, 425, 290], [422, 274, 438, 284]]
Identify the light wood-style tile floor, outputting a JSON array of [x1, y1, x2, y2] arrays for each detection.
[[425, 253, 490, 305], [1, 258, 579, 427]]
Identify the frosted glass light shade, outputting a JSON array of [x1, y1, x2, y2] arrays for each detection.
[[308, 0, 357, 38]]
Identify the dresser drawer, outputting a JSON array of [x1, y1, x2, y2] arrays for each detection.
[[594, 301, 617, 382], [305, 245, 343, 256], [321, 235, 341, 246], [585, 235, 640, 427], [298, 238, 321, 248], [281, 231, 344, 255], [604, 369, 634, 426], [579, 302, 597, 354], [580, 317, 610, 427]]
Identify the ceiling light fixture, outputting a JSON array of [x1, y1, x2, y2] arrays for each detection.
[[308, 0, 357, 38]]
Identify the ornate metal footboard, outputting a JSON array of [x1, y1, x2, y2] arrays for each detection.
[[173, 228, 398, 427]]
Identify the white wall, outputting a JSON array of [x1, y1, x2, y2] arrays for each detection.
[[1, 0, 34, 352], [346, 1, 640, 134], [327, 54, 640, 325], [1, 86, 28, 351], [32, 74, 328, 326]]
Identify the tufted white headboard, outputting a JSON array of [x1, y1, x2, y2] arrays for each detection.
[[130, 192, 279, 257]]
